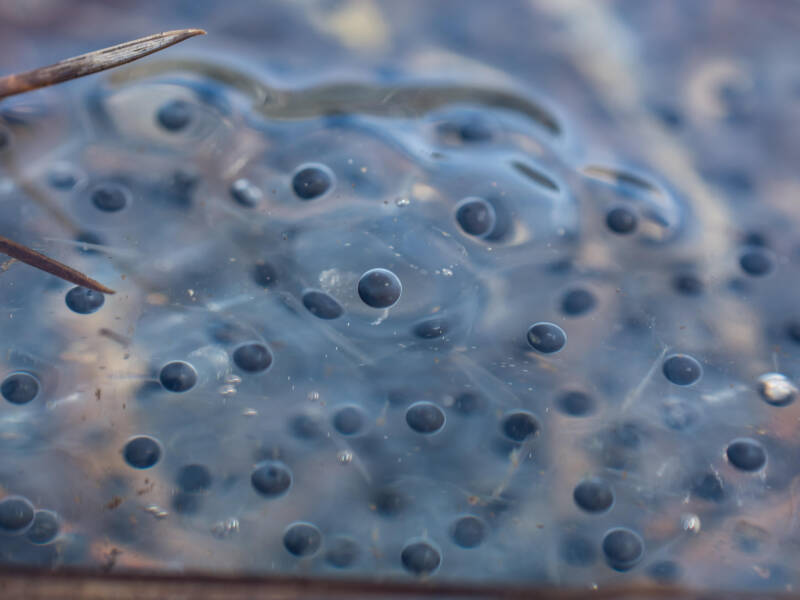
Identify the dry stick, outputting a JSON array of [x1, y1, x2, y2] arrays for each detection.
[[0, 29, 205, 99], [0, 236, 115, 294], [0, 29, 205, 293]]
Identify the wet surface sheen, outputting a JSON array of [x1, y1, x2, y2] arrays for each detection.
[[0, 0, 799, 592]]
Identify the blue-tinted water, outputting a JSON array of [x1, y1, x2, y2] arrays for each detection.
[[1, 0, 800, 592]]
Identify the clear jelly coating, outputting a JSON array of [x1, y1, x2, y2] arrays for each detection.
[[0, 1, 798, 592]]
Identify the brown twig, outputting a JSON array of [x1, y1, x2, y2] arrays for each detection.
[[0, 236, 115, 294], [0, 28, 206, 293], [0, 29, 205, 99]]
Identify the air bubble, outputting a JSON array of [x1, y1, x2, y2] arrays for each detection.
[[230, 178, 263, 207], [757, 373, 797, 406]]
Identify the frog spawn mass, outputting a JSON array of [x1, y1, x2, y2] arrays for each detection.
[[0, 64, 797, 590]]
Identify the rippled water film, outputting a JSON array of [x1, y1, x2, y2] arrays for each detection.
[[1, 0, 800, 594]]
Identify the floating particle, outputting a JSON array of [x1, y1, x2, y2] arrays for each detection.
[[681, 513, 701, 534], [211, 518, 240, 539], [143, 505, 169, 520]]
